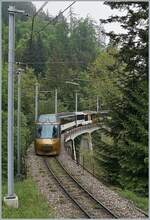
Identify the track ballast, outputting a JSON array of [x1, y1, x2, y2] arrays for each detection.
[[44, 157, 118, 219]]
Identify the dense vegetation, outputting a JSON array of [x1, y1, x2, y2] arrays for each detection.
[[92, 2, 148, 196], [2, 0, 148, 202]]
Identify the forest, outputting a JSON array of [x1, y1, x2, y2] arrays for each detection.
[[2, 0, 148, 203]]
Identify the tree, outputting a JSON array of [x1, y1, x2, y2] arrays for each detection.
[[69, 17, 98, 71], [99, 2, 148, 195], [88, 46, 123, 109]]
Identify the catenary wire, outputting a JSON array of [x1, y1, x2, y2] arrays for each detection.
[[35, 1, 76, 35], [30, 1, 49, 48]]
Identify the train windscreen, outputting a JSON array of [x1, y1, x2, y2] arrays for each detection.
[[36, 124, 59, 139]]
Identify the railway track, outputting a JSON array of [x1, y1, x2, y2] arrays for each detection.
[[76, 162, 148, 217], [44, 157, 118, 219], [72, 160, 149, 218]]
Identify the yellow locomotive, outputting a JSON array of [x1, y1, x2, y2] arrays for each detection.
[[34, 114, 61, 155], [34, 111, 102, 156]]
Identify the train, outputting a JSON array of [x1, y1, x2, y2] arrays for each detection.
[[34, 111, 100, 156]]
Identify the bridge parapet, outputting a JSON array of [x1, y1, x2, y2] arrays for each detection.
[[64, 123, 100, 142]]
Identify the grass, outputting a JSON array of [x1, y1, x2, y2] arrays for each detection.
[[2, 178, 55, 218], [101, 133, 114, 145], [117, 189, 148, 213]]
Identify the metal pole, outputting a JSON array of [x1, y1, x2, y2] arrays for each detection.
[[72, 139, 77, 161], [55, 88, 57, 114], [7, 6, 15, 197], [17, 71, 21, 178], [97, 96, 99, 112], [75, 91, 78, 113], [83, 155, 84, 175], [0, 2, 2, 213], [75, 91, 78, 126], [35, 82, 38, 121]]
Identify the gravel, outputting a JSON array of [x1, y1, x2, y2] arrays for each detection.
[[26, 145, 87, 218], [26, 134, 148, 219], [58, 134, 148, 219]]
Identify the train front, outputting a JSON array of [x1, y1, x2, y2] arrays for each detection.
[[34, 122, 60, 156]]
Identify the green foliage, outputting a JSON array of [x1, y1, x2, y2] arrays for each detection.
[[2, 3, 102, 180], [95, 2, 148, 196], [2, 110, 30, 180], [42, 17, 99, 112], [116, 80, 148, 195], [2, 64, 8, 110], [68, 17, 98, 70], [2, 65, 36, 180], [2, 111, 7, 179], [2, 1, 148, 200], [87, 46, 123, 108], [92, 131, 120, 183], [2, 179, 55, 218], [117, 189, 148, 213], [19, 68, 37, 120]]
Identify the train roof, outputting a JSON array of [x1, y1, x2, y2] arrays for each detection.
[[74, 111, 86, 115], [83, 110, 97, 114], [57, 112, 75, 118], [37, 112, 85, 122], [57, 111, 90, 118], [38, 114, 58, 123], [37, 110, 109, 123]]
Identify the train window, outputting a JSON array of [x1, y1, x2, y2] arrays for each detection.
[[77, 115, 84, 120], [52, 125, 58, 138], [61, 116, 75, 124], [36, 124, 59, 139]]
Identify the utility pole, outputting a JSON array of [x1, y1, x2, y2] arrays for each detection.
[[7, 5, 15, 201], [35, 82, 39, 121], [75, 91, 78, 113], [88, 99, 90, 111], [30, 1, 48, 48], [75, 91, 78, 126], [65, 80, 79, 121], [55, 88, 58, 114], [96, 96, 99, 112], [4, 6, 26, 209], [98, 19, 106, 47], [69, 7, 73, 31], [16, 68, 23, 179], [0, 2, 2, 203]]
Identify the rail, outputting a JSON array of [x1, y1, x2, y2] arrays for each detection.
[[44, 157, 118, 219], [67, 152, 149, 218]]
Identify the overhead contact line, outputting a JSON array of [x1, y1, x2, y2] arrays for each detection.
[[36, 1, 76, 35], [30, 1, 49, 48], [16, 61, 84, 65]]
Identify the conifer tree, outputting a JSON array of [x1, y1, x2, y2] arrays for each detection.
[[100, 2, 148, 194]]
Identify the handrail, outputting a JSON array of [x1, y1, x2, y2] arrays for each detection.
[[64, 123, 99, 140]]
